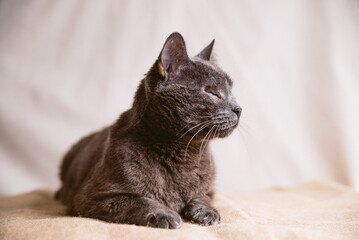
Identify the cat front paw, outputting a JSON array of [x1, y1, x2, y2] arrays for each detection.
[[183, 203, 220, 226], [146, 209, 182, 229]]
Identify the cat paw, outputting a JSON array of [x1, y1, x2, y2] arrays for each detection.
[[146, 209, 182, 229], [183, 204, 220, 226]]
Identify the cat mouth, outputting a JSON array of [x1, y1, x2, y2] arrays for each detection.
[[217, 121, 238, 130], [216, 120, 238, 131], [211, 116, 239, 137], [211, 115, 238, 128]]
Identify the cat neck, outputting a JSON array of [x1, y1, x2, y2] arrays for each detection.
[[111, 110, 210, 163], [126, 79, 181, 142]]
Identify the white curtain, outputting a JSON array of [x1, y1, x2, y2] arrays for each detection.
[[0, 0, 358, 195]]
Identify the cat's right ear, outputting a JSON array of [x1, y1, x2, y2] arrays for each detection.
[[158, 32, 189, 79]]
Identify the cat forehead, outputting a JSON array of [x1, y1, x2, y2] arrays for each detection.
[[190, 58, 233, 86]]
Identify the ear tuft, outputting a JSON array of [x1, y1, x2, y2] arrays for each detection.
[[158, 60, 166, 77], [196, 39, 215, 61], [158, 32, 189, 78]]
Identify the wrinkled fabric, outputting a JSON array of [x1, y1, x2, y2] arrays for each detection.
[[0, 181, 358, 240], [0, 0, 359, 195]]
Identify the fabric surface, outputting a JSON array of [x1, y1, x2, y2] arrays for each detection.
[[1, 0, 359, 195], [0, 181, 358, 240]]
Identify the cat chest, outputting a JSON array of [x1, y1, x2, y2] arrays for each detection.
[[122, 148, 214, 210], [143, 161, 212, 209]]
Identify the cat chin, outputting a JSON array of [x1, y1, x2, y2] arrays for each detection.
[[215, 126, 236, 138]]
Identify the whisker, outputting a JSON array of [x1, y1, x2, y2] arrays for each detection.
[[207, 126, 218, 151], [199, 125, 215, 159], [214, 126, 220, 139], [208, 126, 220, 163], [178, 115, 212, 133], [179, 123, 191, 133], [177, 120, 211, 140], [236, 127, 245, 137], [235, 126, 255, 166], [196, 115, 214, 119], [237, 122, 252, 137], [184, 123, 211, 160], [239, 120, 255, 135], [210, 128, 218, 150], [199, 126, 212, 154]]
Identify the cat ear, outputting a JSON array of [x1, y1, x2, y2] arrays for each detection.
[[196, 39, 215, 61], [158, 32, 189, 78]]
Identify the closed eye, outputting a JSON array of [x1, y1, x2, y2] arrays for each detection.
[[204, 86, 221, 99]]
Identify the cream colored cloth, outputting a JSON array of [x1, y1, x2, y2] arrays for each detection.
[[1, 181, 358, 240], [1, 0, 359, 196]]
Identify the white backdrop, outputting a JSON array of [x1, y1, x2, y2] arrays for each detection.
[[0, 0, 358, 195]]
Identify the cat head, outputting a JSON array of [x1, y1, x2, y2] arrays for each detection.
[[143, 32, 241, 140]]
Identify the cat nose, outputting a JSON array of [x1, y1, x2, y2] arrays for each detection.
[[232, 106, 242, 119]]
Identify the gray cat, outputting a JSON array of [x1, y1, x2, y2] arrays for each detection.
[[56, 32, 241, 229]]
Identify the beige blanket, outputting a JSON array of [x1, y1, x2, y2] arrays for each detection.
[[1, 0, 359, 196], [0, 181, 358, 240]]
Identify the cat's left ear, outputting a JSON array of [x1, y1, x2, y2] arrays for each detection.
[[196, 39, 215, 61]]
